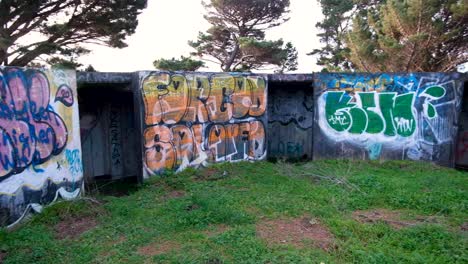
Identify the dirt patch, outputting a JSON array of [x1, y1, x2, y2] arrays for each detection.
[[461, 222, 468, 232], [162, 190, 186, 200], [353, 209, 419, 229], [194, 168, 219, 181], [137, 241, 181, 256], [196, 168, 229, 181], [0, 250, 7, 263], [185, 203, 200, 211], [204, 168, 219, 177], [54, 216, 98, 240], [256, 216, 334, 251], [204, 224, 230, 237]]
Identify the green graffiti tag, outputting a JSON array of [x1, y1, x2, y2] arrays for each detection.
[[324, 86, 445, 137]]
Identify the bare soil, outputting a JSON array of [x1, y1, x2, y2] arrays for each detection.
[[461, 222, 468, 232], [256, 216, 335, 251], [0, 250, 7, 263], [353, 209, 419, 229], [195, 167, 227, 181], [162, 190, 186, 200], [54, 216, 98, 240], [137, 241, 181, 256]]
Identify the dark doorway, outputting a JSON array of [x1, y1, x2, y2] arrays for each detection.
[[267, 81, 314, 161], [78, 84, 139, 182]]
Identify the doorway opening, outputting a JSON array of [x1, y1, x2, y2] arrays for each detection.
[[78, 83, 140, 190], [267, 81, 314, 162]]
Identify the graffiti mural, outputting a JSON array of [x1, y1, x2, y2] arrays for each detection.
[[139, 72, 267, 176], [323, 86, 445, 137], [0, 67, 82, 226], [314, 73, 465, 166]]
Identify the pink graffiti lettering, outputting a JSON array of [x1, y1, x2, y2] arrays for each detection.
[[0, 68, 68, 179], [55, 84, 74, 107]]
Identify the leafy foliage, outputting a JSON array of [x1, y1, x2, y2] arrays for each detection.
[[313, 0, 468, 72], [153, 56, 205, 72], [278, 42, 299, 73], [48, 57, 83, 70], [309, 0, 355, 72], [0, 0, 147, 66], [189, 0, 298, 72], [347, 0, 468, 72]]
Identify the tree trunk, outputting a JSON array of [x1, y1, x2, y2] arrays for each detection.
[[223, 43, 239, 72], [9, 45, 49, 66], [0, 48, 7, 66]]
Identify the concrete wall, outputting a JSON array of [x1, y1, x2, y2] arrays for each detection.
[[0, 67, 83, 226], [456, 82, 468, 168], [136, 72, 268, 178], [313, 73, 465, 167], [0, 69, 464, 226]]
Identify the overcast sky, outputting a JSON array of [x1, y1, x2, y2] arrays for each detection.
[[77, 0, 324, 73]]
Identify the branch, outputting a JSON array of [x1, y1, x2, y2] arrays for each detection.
[[200, 57, 222, 65], [7, 0, 73, 40], [405, 0, 423, 71], [231, 54, 255, 70]]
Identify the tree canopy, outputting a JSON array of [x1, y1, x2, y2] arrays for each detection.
[[309, 0, 354, 72], [313, 0, 468, 72], [189, 0, 298, 72], [153, 56, 205, 72], [0, 0, 147, 66]]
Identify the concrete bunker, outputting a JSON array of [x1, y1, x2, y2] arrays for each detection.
[[74, 71, 468, 181], [0, 68, 466, 227]]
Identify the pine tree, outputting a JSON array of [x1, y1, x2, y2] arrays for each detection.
[[189, 0, 298, 72], [346, 0, 468, 72], [0, 0, 147, 66], [153, 56, 205, 72], [309, 0, 355, 72]]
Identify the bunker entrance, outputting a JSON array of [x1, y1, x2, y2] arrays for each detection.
[[267, 80, 314, 161], [78, 84, 140, 184]]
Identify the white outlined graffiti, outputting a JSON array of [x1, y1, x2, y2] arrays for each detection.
[[140, 72, 268, 175], [316, 73, 463, 162]]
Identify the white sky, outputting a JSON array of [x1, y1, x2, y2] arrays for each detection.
[[77, 0, 324, 73]]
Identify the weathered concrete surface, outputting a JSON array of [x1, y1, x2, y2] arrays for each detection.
[[76, 72, 132, 85], [0, 67, 83, 226], [135, 72, 268, 178], [268, 82, 314, 160], [313, 73, 466, 167]]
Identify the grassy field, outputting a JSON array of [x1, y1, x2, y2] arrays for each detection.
[[0, 160, 467, 264]]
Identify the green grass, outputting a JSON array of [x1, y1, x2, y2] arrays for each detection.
[[1, 160, 467, 263]]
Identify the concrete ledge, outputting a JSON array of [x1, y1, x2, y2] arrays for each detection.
[[77, 72, 133, 85]]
